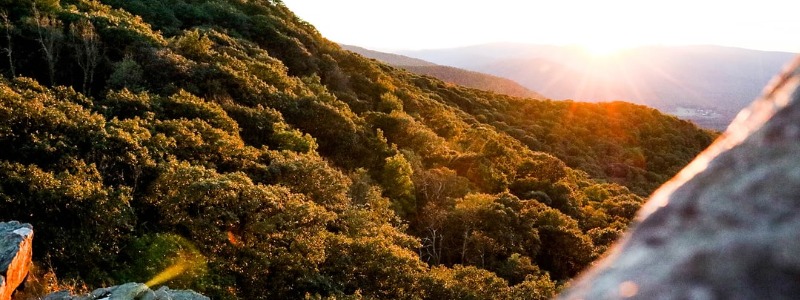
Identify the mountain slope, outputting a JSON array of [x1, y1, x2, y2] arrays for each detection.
[[401, 64, 544, 99], [401, 43, 795, 130], [341, 44, 436, 66], [343, 44, 544, 99], [0, 1, 713, 299]]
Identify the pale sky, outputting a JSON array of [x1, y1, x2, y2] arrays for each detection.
[[282, 0, 800, 53]]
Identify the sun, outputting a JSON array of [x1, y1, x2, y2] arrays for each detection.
[[577, 35, 639, 57], [583, 42, 625, 56]]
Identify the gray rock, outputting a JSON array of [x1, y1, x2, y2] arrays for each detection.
[[0, 221, 33, 300], [90, 287, 112, 298], [558, 57, 800, 299], [138, 289, 156, 300], [41, 290, 72, 300], [152, 286, 172, 300], [166, 289, 208, 300], [109, 282, 149, 299], [44, 283, 209, 300]]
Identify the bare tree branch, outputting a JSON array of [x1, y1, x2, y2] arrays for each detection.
[[0, 11, 14, 77], [70, 18, 101, 94], [32, 3, 62, 85]]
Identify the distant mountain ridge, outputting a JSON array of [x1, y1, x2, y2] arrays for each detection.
[[399, 43, 796, 130], [340, 44, 436, 66], [341, 44, 544, 99]]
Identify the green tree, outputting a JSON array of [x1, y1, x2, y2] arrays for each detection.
[[421, 265, 510, 300], [382, 152, 416, 217], [509, 274, 558, 300], [143, 162, 334, 299]]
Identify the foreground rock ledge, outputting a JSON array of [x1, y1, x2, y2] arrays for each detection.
[[44, 282, 210, 300], [0, 221, 33, 300], [558, 58, 800, 299]]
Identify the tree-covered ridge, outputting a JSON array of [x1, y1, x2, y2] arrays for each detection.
[[398, 80, 718, 195], [0, 0, 713, 299]]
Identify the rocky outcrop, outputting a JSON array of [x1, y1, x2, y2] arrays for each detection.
[[44, 283, 209, 300], [0, 220, 208, 300], [558, 58, 800, 299], [0, 221, 33, 300]]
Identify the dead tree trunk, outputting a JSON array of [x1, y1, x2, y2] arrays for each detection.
[[0, 11, 14, 77], [70, 19, 100, 95], [32, 4, 62, 86]]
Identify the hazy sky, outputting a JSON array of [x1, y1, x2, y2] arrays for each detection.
[[282, 0, 800, 53]]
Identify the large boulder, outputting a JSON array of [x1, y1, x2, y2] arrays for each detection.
[[43, 283, 210, 300], [558, 58, 800, 299], [0, 221, 33, 300]]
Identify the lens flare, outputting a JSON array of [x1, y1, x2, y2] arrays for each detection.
[[145, 258, 192, 287], [138, 234, 207, 288]]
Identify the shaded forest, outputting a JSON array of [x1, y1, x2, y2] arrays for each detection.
[[0, 0, 715, 299]]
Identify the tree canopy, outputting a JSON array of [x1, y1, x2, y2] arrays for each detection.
[[0, 0, 715, 298]]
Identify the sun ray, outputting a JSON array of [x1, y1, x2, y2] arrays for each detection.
[[639, 59, 706, 103], [618, 62, 651, 106]]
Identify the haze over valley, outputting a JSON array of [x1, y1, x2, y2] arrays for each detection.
[[285, 1, 800, 130], [396, 43, 795, 130], [341, 44, 544, 99]]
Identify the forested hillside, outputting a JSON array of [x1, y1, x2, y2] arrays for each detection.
[[0, 1, 714, 299]]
